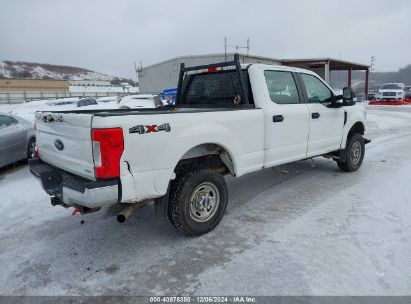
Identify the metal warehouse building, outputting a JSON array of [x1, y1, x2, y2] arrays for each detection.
[[137, 53, 370, 97], [138, 53, 281, 93]]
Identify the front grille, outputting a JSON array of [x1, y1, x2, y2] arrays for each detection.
[[383, 92, 396, 97]]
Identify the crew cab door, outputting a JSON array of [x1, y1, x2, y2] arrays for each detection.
[[262, 69, 310, 166], [298, 73, 344, 157]]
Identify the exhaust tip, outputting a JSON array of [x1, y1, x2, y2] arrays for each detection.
[[116, 203, 144, 223], [117, 214, 126, 223]]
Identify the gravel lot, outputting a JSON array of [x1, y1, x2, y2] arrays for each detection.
[[0, 105, 410, 296]]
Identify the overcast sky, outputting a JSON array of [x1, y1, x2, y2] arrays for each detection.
[[1, 0, 410, 79]]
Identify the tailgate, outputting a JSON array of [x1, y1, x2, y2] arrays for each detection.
[[35, 112, 95, 180]]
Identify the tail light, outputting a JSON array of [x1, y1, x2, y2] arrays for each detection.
[[91, 128, 124, 179], [201, 67, 222, 73], [34, 146, 40, 158]]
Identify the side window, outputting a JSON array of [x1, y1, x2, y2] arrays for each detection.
[[264, 71, 300, 104], [0, 115, 14, 129], [301, 74, 333, 103]]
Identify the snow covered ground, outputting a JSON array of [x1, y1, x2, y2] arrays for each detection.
[[0, 105, 411, 296]]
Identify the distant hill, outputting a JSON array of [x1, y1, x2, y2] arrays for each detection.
[[331, 64, 411, 92], [0, 60, 137, 86]]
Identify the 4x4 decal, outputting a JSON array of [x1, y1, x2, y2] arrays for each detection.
[[129, 123, 171, 134]]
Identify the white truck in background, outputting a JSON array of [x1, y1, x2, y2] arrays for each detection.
[[30, 55, 369, 236]]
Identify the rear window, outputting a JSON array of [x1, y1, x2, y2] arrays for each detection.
[[53, 101, 75, 106], [78, 98, 97, 107], [178, 70, 254, 107]]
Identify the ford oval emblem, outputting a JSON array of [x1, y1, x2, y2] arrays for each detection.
[[54, 139, 64, 151]]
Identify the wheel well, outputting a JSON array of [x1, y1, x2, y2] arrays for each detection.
[[27, 136, 35, 147], [174, 144, 235, 176], [348, 122, 364, 138]]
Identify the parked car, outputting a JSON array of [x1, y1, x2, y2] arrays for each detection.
[[375, 83, 405, 101], [29, 55, 369, 236], [160, 87, 177, 105], [0, 113, 36, 168], [45, 97, 98, 109], [96, 96, 121, 103], [118, 94, 163, 109], [367, 93, 376, 101], [405, 86, 411, 99]]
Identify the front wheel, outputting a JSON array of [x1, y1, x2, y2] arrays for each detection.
[[27, 137, 36, 159], [337, 133, 365, 172], [168, 169, 228, 236]]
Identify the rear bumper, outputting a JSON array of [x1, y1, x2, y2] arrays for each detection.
[[29, 158, 120, 208]]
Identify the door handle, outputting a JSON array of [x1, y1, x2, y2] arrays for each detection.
[[273, 115, 284, 123], [312, 112, 320, 119]]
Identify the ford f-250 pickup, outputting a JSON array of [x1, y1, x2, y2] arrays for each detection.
[[29, 54, 369, 236]]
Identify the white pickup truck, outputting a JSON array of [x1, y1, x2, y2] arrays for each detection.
[[30, 55, 369, 236]]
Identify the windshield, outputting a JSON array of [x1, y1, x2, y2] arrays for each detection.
[[381, 84, 403, 90]]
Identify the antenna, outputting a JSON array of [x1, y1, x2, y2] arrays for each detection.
[[370, 56, 376, 72], [136, 60, 144, 80], [338, 51, 342, 89], [224, 37, 250, 61], [368, 56, 376, 95], [224, 37, 228, 61]]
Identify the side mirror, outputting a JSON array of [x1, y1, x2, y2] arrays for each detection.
[[332, 94, 344, 107], [342, 87, 356, 106]]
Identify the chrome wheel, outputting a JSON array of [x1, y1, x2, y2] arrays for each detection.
[[350, 141, 362, 166], [189, 182, 220, 223]]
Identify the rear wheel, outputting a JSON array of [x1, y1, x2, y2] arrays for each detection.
[[168, 169, 228, 236], [337, 133, 365, 172]]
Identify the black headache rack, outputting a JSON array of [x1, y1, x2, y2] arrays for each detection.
[[175, 53, 254, 108]]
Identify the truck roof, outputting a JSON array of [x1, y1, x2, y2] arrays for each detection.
[[241, 63, 320, 76]]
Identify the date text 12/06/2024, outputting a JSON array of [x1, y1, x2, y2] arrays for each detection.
[[149, 296, 257, 303]]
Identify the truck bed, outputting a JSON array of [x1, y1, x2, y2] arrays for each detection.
[[38, 105, 256, 116]]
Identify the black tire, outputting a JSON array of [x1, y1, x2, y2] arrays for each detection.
[[168, 169, 228, 236], [337, 133, 365, 172], [26, 137, 36, 159]]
